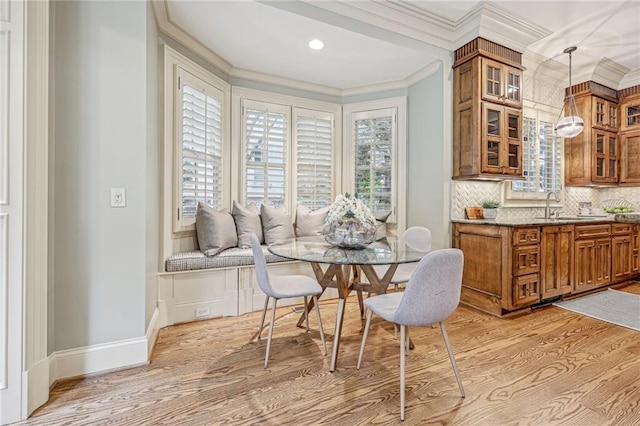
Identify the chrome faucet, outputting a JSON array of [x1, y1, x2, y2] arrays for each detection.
[[545, 191, 560, 219]]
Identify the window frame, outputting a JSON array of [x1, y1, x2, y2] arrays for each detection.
[[162, 46, 231, 238], [504, 103, 564, 206], [342, 97, 407, 234], [231, 87, 342, 213]]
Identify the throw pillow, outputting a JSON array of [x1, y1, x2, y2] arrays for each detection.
[[232, 201, 263, 248], [295, 204, 330, 237], [195, 202, 238, 256], [260, 204, 295, 245], [374, 210, 392, 240]]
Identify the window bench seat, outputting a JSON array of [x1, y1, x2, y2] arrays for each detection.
[[158, 247, 338, 327]]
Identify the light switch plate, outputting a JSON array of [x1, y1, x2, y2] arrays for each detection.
[[111, 188, 126, 207]]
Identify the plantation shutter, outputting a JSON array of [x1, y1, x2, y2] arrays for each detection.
[[244, 100, 288, 207], [353, 110, 394, 212], [294, 108, 333, 210], [513, 116, 561, 194], [179, 69, 224, 220]]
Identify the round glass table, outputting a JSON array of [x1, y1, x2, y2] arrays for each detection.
[[268, 236, 434, 371]]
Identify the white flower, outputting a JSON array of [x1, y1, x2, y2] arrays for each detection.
[[325, 193, 375, 225]]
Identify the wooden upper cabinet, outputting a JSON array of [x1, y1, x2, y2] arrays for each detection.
[[619, 93, 640, 132], [452, 38, 524, 180], [481, 58, 523, 108], [592, 130, 618, 183]]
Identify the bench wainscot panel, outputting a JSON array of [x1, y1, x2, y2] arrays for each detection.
[[158, 246, 339, 326]]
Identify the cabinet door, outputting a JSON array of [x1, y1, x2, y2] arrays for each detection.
[[592, 98, 617, 130], [594, 237, 611, 286], [632, 225, 640, 274], [481, 58, 523, 108], [504, 108, 522, 175], [575, 236, 611, 290], [620, 97, 640, 132], [612, 234, 632, 281], [513, 245, 539, 276], [592, 130, 618, 183], [541, 226, 574, 299], [481, 104, 505, 174], [620, 131, 640, 183]]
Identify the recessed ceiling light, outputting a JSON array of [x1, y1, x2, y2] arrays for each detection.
[[308, 39, 325, 50]]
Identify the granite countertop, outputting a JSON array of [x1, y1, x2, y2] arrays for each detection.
[[452, 213, 640, 226]]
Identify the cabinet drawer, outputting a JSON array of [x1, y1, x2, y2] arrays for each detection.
[[612, 223, 632, 235], [513, 245, 539, 276], [513, 227, 540, 246], [575, 224, 611, 240], [512, 274, 540, 307]]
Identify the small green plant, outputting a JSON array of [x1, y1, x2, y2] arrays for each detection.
[[481, 200, 500, 209]]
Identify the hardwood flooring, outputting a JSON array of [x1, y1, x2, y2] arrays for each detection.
[[15, 283, 640, 425]]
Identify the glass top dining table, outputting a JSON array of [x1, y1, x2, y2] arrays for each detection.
[[268, 235, 434, 371]]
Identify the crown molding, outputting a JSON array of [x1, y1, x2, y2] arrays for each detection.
[[620, 69, 640, 90], [152, 0, 232, 74], [230, 68, 342, 97], [590, 57, 631, 91]]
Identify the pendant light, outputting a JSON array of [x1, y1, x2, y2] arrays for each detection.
[[555, 46, 584, 138]]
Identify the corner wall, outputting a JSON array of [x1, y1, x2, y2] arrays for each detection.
[[50, 0, 148, 352]]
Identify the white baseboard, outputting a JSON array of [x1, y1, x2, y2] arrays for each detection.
[[146, 308, 160, 361], [49, 336, 148, 383], [23, 356, 50, 417]]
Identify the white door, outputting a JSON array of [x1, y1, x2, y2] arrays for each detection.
[[0, 0, 25, 423]]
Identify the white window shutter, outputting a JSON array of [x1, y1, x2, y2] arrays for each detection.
[[244, 101, 288, 207], [294, 108, 333, 210], [179, 69, 225, 221]]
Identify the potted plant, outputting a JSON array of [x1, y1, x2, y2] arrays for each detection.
[[481, 200, 500, 220]]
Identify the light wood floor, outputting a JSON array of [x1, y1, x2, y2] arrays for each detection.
[[16, 283, 640, 425]]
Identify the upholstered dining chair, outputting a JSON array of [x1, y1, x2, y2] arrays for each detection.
[[356, 248, 465, 421], [250, 233, 327, 368], [357, 227, 432, 319]]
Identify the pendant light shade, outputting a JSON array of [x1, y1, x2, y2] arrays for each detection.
[[555, 46, 584, 138]]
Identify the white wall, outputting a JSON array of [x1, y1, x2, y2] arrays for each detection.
[[51, 1, 150, 351], [407, 62, 450, 247]]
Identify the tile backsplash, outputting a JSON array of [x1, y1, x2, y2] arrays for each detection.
[[451, 181, 640, 220]]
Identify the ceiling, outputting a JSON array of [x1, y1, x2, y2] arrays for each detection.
[[157, 0, 640, 93]]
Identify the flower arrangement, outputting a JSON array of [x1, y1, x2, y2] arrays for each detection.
[[325, 193, 375, 226]]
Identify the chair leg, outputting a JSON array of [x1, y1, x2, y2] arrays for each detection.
[[304, 296, 310, 332], [394, 283, 398, 292], [264, 298, 278, 369], [439, 322, 465, 397], [357, 309, 373, 369], [258, 296, 269, 340], [313, 295, 327, 355], [400, 324, 406, 421], [405, 327, 410, 355], [356, 289, 365, 319]]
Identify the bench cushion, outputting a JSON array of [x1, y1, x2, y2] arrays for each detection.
[[166, 246, 291, 273]]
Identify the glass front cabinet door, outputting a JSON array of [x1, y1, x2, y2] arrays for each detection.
[[481, 58, 523, 108], [620, 95, 640, 132], [592, 130, 618, 183], [482, 103, 522, 175]]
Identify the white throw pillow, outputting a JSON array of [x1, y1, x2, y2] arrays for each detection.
[[295, 204, 330, 237], [195, 203, 238, 256], [232, 201, 263, 248], [260, 204, 295, 246]]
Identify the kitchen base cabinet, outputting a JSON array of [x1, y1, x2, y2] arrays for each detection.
[[453, 220, 639, 317]]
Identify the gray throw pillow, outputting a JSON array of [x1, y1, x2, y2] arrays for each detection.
[[374, 210, 392, 240], [295, 204, 330, 237], [260, 204, 295, 245], [232, 201, 263, 248], [195, 202, 238, 256]]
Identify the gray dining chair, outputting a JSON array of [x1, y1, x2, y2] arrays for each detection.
[[250, 233, 327, 368], [357, 227, 432, 320], [356, 248, 465, 421]]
